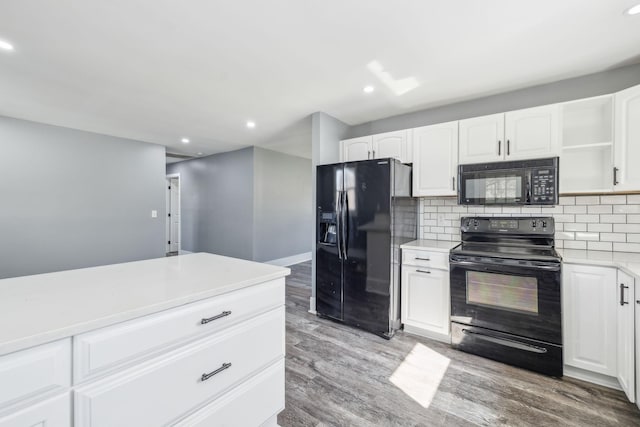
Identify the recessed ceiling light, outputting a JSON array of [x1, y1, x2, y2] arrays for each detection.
[[0, 39, 14, 51], [246, 121, 256, 129], [181, 138, 190, 144], [625, 3, 640, 15], [363, 85, 375, 93]]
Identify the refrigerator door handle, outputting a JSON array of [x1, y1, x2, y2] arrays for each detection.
[[336, 191, 343, 260], [342, 191, 349, 259]]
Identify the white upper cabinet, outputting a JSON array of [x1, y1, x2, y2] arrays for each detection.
[[459, 106, 559, 165], [341, 131, 410, 163], [372, 130, 407, 162], [412, 122, 458, 197], [341, 137, 372, 162], [559, 95, 614, 193], [617, 270, 635, 403], [614, 84, 640, 191], [458, 113, 504, 164], [505, 105, 559, 160]]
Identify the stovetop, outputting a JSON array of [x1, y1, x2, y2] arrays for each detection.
[[450, 242, 561, 262]]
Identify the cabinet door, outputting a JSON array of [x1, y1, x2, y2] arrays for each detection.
[[412, 122, 458, 196], [401, 266, 449, 337], [341, 137, 372, 162], [617, 270, 635, 403], [636, 285, 640, 411], [458, 113, 504, 164], [614, 84, 640, 191], [0, 393, 70, 427], [372, 131, 406, 162], [505, 105, 559, 160], [563, 264, 617, 376]]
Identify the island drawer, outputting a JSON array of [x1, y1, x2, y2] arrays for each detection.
[[175, 359, 284, 426], [0, 392, 71, 427], [74, 307, 284, 427], [0, 338, 71, 411], [402, 249, 448, 270], [73, 278, 284, 383]]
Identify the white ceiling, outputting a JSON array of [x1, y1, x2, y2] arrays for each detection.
[[1, 1, 639, 159]]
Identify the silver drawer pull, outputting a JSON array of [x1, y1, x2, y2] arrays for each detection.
[[416, 269, 431, 274], [201, 310, 232, 324], [201, 362, 232, 382], [415, 257, 431, 261]]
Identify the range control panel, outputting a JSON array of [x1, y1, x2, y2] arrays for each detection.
[[531, 167, 557, 204], [461, 217, 555, 235]]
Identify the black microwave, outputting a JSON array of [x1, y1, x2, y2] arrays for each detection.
[[458, 157, 558, 205]]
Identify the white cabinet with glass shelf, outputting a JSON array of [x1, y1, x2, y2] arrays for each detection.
[[559, 95, 614, 193]]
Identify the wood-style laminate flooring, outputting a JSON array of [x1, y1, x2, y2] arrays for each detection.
[[278, 261, 640, 427]]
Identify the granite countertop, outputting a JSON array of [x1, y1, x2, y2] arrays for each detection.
[[559, 249, 640, 279], [400, 239, 461, 252], [0, 253, 290, 356]]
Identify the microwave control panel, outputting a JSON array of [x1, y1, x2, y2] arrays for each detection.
[[531, 168, 557, 204]]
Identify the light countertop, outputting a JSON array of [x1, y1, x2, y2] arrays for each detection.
[[0, 253, 290, 356], [400, 239, 460, 252], [559, 249, 640, 279]]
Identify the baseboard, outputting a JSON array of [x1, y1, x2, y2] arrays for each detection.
[[179, 250, 193, 255], [563, 365, 621, 390], [265, 252, 312, 267], [308, 296, 317, 314], [403, 324, 452, 344]]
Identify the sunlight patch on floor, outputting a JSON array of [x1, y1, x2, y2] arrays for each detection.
[[389, 342, 450, 408]]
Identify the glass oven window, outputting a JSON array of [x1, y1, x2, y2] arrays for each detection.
[[466, 271, 538, 314]]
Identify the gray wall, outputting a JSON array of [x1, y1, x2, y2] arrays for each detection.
[[0, 116, 166, 279], [310, 112, 349, 310], [253, 147, 312, 262], [167, 148, 255, 260], [348, 62, 640, 138]]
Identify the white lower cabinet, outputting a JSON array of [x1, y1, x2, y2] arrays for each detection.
[[401, 249, 450, 342], [617, 271, 635, 403], [636, 289, 640, 411], [563, 264, 617, 376], [0, 393, 70, 427]]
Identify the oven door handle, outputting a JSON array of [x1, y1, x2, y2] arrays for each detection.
[[450, 259, 561, 272], [461, 329, 548, 354]]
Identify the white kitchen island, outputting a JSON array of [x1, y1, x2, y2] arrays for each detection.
[[0, 252, 290, 426]]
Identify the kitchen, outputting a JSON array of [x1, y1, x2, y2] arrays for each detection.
[[2, 1, 640, 426]]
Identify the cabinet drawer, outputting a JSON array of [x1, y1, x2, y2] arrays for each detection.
[[0, 339, 70, 410], [74, 278, 284, 383], [74, 307, 285, 427], [176, 359, 284, 427], [0, 393, 70, 427], [402, 249, 448, 270]]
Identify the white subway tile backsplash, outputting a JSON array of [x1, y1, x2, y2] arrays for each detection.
[[575, 214, 599, 223], [419, 196, 640, 253], [575, 232, 599, 241], [588, 223, 612, 232], [587, 205, 612, 214], [560, 196, 575, 205], [600, 233, 627, 242], [600, 195, 627, 204], [576, 196, 599, 205], [614, 242, 640, 252], [600, 214, 626, 223], [564, 241, 587, 249], [613, 204, 640, 214], [564, 223, 586, 232], [564, 205, 587, 214], [588, 241, 613, 251], [614, 224, 640, 233]]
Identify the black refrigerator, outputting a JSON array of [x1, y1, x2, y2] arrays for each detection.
[[315, 158, 416, 339]]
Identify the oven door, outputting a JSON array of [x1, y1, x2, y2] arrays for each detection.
[[458, 168, 529, 205], [450, 256, 561, 344]]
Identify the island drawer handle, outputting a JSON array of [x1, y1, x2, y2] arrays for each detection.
[[201, 362, 232, 382], [201, 310, 232, 324]]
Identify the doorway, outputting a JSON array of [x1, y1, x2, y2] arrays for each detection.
[[166, 174, 181, 256]]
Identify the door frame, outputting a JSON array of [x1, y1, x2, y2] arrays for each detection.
[[166, 173, 181, 254]]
